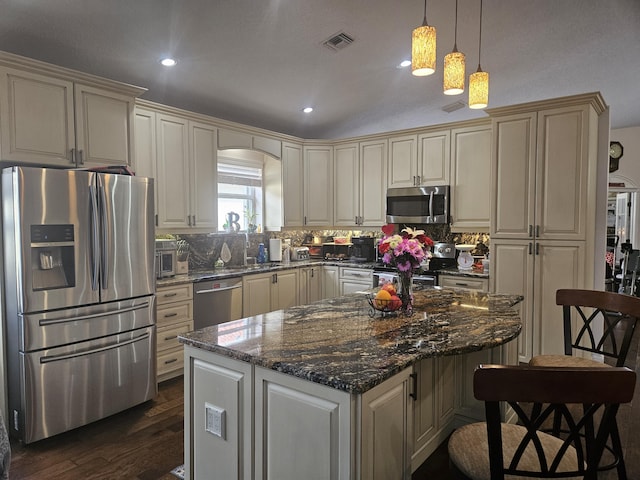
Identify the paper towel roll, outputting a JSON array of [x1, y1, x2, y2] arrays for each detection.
[[269, 238, 282, 261]]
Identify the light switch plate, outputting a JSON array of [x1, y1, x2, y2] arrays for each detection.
[[205, 403, 226, 439]]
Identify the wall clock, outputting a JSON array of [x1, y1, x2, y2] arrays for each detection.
[[609, 141, 624, 173]]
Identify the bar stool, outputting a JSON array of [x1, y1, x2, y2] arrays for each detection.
[[529, 288, 640, 479], [448, 364, 636, 480]]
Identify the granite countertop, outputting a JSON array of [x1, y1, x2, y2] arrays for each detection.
[[179, 287, 522, 394], [437, 267, 490, 279]]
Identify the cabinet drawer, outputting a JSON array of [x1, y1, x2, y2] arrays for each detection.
[[157, 347, 185, 377], [157, 320, 193, 352], [157, 283, 193, 305], [439, 276, 488, 292], [157, 301, 192, 327], [340, 267, 372, 282]]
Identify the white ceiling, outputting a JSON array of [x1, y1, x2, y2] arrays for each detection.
[[0, 0, 638, 140]]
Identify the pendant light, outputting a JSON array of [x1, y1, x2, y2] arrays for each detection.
[[443, 0, 465, 95], [469, 0, 489, 109], [411, 0, 437, 76]]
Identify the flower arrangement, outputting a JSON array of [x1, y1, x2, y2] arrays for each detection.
[[378, 224, 434, 273]]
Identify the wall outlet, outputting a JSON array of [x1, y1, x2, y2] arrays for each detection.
[[205, 403, 226, 439]]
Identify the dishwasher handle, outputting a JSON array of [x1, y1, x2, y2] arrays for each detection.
[[195, 284, 242, 295]]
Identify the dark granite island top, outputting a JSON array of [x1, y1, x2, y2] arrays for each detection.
[[179, 287, 522, 395]]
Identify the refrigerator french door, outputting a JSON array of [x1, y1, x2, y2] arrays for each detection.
[[2, 166, 157, 443]]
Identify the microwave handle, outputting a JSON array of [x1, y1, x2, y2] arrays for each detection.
[[429, 191, 434, 220]]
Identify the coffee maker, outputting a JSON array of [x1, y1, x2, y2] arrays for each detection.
[[351, 237, 375, 262]]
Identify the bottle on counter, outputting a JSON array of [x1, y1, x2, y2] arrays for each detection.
[[257, 243, 266, 264]]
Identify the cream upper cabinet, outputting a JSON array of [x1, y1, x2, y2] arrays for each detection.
[[133, 107, 158, 218], [189, 121, 218, 230], [387, 134, 418, 188], [218, 128, 282, 159], [0, 66, 139, 167], [152, 110, 217, 231], [334, 140, 387, 228], [282, 142, 304, 227], [450, 123, 492, 231], [334, 143, 360, 227], [491, 106, 592, 240], [360, 139, 388, 227], [303, 145, 333, 226], [418, 130, 450, 186], [156, 113, 190, 229]]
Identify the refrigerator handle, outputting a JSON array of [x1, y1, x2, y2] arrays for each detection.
[[89, 184, 100, 291], [99, 181, 109, 289]]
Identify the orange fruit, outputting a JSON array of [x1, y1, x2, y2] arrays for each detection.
[[374, 289, 392, 309], [381, 283, 397, 296]]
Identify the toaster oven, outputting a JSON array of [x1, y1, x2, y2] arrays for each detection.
[[155, 239, 177, 278], [291, 247, 310, 261]]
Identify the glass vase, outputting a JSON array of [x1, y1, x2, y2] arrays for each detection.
[[398, 271, 414, 315]]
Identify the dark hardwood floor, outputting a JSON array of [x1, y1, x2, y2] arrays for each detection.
[[8, 327, 640, 479]]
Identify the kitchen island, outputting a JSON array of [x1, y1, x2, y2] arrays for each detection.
[[179, 287, 522, 480]]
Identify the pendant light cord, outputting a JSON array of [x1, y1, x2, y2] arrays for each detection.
[[422, 0, 428, 26], [453, 0, 459, 50], [477, 0, 483, 68]]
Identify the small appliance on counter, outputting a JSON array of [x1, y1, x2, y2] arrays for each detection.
[[269, 238, 282, 261], [322, 241, 352, 261], [291, 246, 310, 261], [155, 239, 177, 278], [350, 237, 376, 263]]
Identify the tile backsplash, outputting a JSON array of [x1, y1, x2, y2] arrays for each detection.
[[165, 226, 490, 271]]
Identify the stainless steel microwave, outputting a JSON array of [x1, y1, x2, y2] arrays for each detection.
[[386, 185, 449, 224]]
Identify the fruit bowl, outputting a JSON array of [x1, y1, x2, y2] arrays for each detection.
[[366, 293, 402, 317]]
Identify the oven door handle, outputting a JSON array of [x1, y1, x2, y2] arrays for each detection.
[[40, 332, 150, 364], [38, 302, 150, 326], [195, 284, 242, 295]]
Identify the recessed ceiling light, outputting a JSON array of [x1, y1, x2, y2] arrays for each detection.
[[398, 60, 412, 68], [160, 58, 177, 67], [303, 107, 314, 113]]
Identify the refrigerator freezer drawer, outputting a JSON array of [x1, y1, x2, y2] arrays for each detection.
[[20, 296, 155, 351], [16, 325, 157, 444]]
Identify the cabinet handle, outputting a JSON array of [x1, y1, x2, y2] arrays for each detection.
[[455, 282, 469, 286], [70, 148, 76, 165], [164, 358, 178, 365], [304, 216, 307, 226], [78, 149, 84, 165], [187, 215, 191, 226], [528, 225, 533, 238], [535, 225, 540, 238], [163, 292, 178, 298], [163, 312, 178, 318], [416, 175, 421, 185], [535, 243, 540, 255], [155, 214, 158, 227], [164, 335, 178, 341], [272, 273, 277, 284], [192, 215, 196, 226], [409, 373, 418, 400], [528, 242, 533, 255]]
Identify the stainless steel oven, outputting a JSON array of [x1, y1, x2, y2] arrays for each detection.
[[372, 270, 437, 288]]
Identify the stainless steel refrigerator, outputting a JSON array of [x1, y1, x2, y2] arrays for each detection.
[[2, 166, 156, 443]]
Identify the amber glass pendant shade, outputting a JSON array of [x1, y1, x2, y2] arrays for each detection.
[[443, 49, 465, 95], [412, 24, 436, 76], [469, 68, 489, 108]]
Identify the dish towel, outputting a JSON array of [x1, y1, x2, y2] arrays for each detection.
[[170, 464, 185, 479]]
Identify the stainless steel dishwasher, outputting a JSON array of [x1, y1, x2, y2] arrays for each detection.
[[193, 277, 243, 329]]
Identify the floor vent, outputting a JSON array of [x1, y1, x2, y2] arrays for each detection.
[[442, 101, 466, 113], [322, 32, 355, 51]]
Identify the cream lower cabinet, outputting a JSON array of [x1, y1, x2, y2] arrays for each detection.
[[299, 266, 323, 305], [323, 265, 340, 299], [242, 270, 299, 317], [0, 62, 141, 168], [491, 239, 585, 363], [339, 267, 373, 295], [185, 343, 518, 480], [156, 283, 193, 381], [410, 356, 455, 472], [438, 276, 489, 292]]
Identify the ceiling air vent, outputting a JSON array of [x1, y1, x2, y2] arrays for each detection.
[[322, 32, 355, 52], [442, 101, 466, 113]]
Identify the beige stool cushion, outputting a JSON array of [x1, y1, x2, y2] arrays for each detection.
[[529, 354, 612, 368], [448, 422, 583, 480]]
